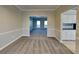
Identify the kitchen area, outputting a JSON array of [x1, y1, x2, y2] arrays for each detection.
[[60, 9, 76, 53]]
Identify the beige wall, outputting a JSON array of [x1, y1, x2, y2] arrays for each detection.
[[0, 6, 23, 49], [54, 11, 61, 40], [76, 6, 79, 53], [22, 11, 55, 37], [0, 6, 22, 33]]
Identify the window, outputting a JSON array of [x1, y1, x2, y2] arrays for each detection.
[[44, 21, 47, 28], [37, 21, 40, 28]]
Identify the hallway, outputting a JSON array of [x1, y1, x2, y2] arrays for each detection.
[[0, 36, 72, 54], [30, 16, 47, 36]]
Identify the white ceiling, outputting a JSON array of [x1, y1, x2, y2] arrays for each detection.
[[15, 5, 60, 11]]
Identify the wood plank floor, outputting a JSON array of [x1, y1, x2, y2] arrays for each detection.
[[0, 36, 73, 54]]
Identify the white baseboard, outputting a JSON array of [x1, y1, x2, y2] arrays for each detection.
[[0, 35, 22, 51], [22, 34, 30, 37], [61, 42, 75, 53], [60, 40, 63, 43]]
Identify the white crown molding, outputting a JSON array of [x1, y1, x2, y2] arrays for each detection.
[[15, 5, 60, 12], [22, 9, 55, 11]]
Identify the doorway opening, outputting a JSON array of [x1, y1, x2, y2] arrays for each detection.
[[30, 16, 48, 36], [60, 9, 76, 53]]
